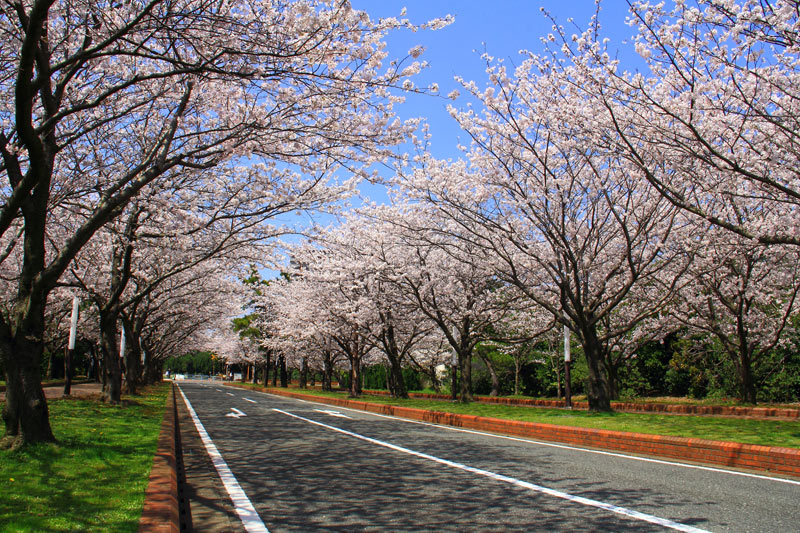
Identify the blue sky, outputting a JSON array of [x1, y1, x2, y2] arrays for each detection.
[[268, 2, 646, 266], [352, 1, 642, 164]]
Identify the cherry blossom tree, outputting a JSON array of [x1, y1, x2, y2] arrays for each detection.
[[262, 267, 377, 397], [0, 0, 447, 445], [313, 215, 437, 398], [394, 48, 692, 409], [361, 206, 516, 402], [670, 223, 800, 403], [541, 1, 800, 245]]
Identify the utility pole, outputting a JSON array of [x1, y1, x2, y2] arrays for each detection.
[[451, 350, 458, 401], [451, 325, 458, 401], [564, 322, 572, 408], [64, 295, 79, 396]]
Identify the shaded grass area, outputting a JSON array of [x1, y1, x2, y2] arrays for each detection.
[[235, 384, 800, 449], [0, 383, 169, 532]]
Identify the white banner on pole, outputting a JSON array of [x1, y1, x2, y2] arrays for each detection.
[[119, 324, 126, 359], [68, 296, 79, 351]]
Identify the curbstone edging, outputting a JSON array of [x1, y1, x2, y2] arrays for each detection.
[[236, 385, 800, 478], [362, 389, 800, 419], [138, 383, 180, 533]]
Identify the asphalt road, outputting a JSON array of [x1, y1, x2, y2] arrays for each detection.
[[176, 381, 800, 532]]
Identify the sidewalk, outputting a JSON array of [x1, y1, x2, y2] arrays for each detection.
[[0, 381, 101, 401]]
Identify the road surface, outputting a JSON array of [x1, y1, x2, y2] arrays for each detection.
[[176, 381, 800, 532]]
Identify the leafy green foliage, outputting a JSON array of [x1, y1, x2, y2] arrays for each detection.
[[164, 350, 215, 375]]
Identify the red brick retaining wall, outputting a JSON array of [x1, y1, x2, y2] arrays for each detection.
[[241, 385, 800, 478], [138, 383, 180, 533], [362, 389, 800, 419]]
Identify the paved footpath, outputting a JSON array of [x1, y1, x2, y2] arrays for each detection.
[[177, 381, 800, 532], [0, 381, 102, 401]]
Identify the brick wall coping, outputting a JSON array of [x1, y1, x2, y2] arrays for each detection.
[[235, 384, 800, 479], [138, 383, 180, 533], [361, 389, 800, 419]]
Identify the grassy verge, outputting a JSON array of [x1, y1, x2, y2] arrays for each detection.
[[235, 384, 800, 449], [0, 383, 169, 532]]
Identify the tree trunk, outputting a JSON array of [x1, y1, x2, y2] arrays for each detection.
[[299, 357, 308, 389], [387, 354, 408, 399], [458, 350, 473, 402], [349, 354, 362, 397], [514, 357, 521, 397], [0, 293, 56, 447], [47, 350, 58, 380], [737, 346, 758, 404], [272, 360, 278, 386], [478, 350, 500, 397], [322, 352, 333, 391], [279, 356, 288, 387], [260, 362, 269, 386], [99, 313, 123, 404], [123, 334, 142, 395], [579, 327, 612, 412]]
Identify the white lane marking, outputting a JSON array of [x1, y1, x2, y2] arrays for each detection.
[[243, 398, 257, 403], [273, 408, 707, 533], [226, 392, 235, 396], [258, 393, 800, 487], [216, 389, 223, 392], [313, 408, 352, 419], [226, 407, 247, 418], [178, 387, 268, 533]]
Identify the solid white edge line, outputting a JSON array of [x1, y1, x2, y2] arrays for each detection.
[[245, 390, 800, 487], [178, 386, 269, 533], [273, 408, 708, 533]]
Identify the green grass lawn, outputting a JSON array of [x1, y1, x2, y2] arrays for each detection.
[[235, 384, 800, 449], [0, 383, 169, 532]]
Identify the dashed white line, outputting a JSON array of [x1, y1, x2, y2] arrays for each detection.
[[256, 392, 800, 487], [226, 392, 235, 396], [243, 398, 257, 403], [273, 408, 708, 533], [178, 387, 268, 533]]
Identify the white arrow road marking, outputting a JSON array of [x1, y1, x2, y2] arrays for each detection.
[[313, 409, 352, 419], [226, 407, 247, 418], [243, 398, 257, 403], [273, 408, 708, 533]]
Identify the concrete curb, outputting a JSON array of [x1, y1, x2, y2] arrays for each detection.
[[363, 389, 800, 419], [236, 385, 800, 479], [138, 383, 180, 533]]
